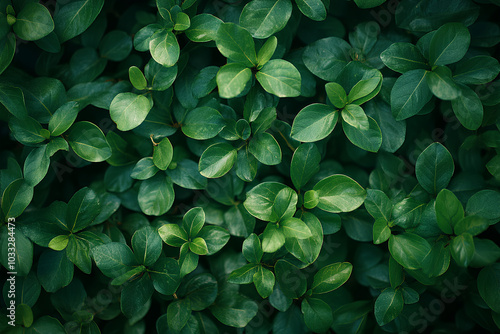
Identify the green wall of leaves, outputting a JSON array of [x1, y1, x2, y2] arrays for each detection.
[[1, 0, 500, 333]]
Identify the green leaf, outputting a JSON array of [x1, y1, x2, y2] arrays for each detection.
[[313, 174, 367, 213], [454, 55, 500, 85], [153, 137, 173, 170], [261, 222, 285, 252], [99, 30, 132, 61], [129, 66, 147, 90], [256, 59, 301, 97], [92, 242, 137, 278], [192, 66, 218, 98], [209, 293, 258, 328], [53, 0, 104, 42], [216, 22, 257, 67], [325, 82, 348, 109], [354, 0, 386, 8], [182, 207, 205, 238], [228, 263, 259, 284], [342, 104, 369, 130], [167, 159, 208, 190], [275, 260, 307, 298], [48, 235, 69, 251], [132, 226, 162, 266], [388, 233, 431, 270], [185, 13, 222, 42], [37, 250, 73, 293], [348, 76, 382, 104], [239, 0, 292, 39], [244, 182, 296, 222], [182, 107, 226, 140], [373, 218, 391, 244], [138, 174, 175, 216], [466, 190, 500, 225], [2, 179, 34, 219], [235, 147, 258, 182], [150, 257, 181, 295], [435, 189, 464, 234], [23, 145, 50, 187], [477, 263, 500, 313], [426, 66, 460, 100], [197, 225, 230, 255], [415, 142, 454, 194], [199, 143, 237, 178], [121, 275, 154, 318], [0, 227, 33, 276], [131, 157, 160, 180], [174, 12, 190, 31], [290, 103, 338, 142], [301, 298, 333, 333], [0, 34, 15, 75], [454, 215, 489, 236], [243, 233, 263, 263], [281, 217, 312, 240], [290, 143, 321, 190], [450, 233, 475, 267], [110, 92, 152, 131], [216, 63, 252, 99], [66, 187, 100, 232], [67, 121, 112, 162], [303, 190, 319, 209], [312, 262, 352, 294], [391, 69, 433, 120], [374, 287, 404, 326], [111, 265, 145, 286], [48, 101, 80, 136], [429, 22, 470, 66], [0, 83, 27, 118], [158, 223, 188, 247], [451, 83, 483, 131], [380, 42, 428, 73], [16, 303, 33, 327], [9, 116, 46, 145], [190, 237, 208, 255], [421, 241, 450, 277], [257, 36, 277, 68], [295, 0, 327, 21], [183, 273, 218, 311], [66, 235, 92, 273], [364, 189, 392, 221], [145, 58, 177, 91], [149, 29, 180, 67], [13, 3, 54, 41], [253, 266, 275, 298], [303, 37, 351, 82], [249, 132, 282, 165]]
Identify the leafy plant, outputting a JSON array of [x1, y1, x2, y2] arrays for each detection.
[[1, 0, 500, 333]]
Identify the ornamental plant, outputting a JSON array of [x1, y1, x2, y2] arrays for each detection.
[[1, 0, 500, 333]]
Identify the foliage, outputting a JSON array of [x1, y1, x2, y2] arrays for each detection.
[[1, 0, 500, 333]]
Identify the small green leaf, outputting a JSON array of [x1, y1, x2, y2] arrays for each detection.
[[426, 66, 461, 100], [373, 218, 391, 244], [48, 101, 80, 136], [325, 82, 347, 109], [380, 42, 428, 73], [216, 22, 257, 67], [189, 237, 209, 255], [389, 233, 431, 270], [92, 242, 137, 278], [239, 0, 292, 39], [429, 22, 470, 66], [454, 215, 489, 237], [313, 174, 367, 213], [281, 218, 312, 240], [342, 104, 369, 130], [295, 0, 327, 21], [131, 157, 160, 180], [253, 266, 275, 298], [256, 59, 301, 97], [374, 287, 404, 326], [13, 3, 54, 41], [257, 36, 277, 68], [216, 63, 252, 99], [301, 298, 333, 333], [132, 226, 162, 266], [138, 174, 175, 216], [477, 263, 500, 313], [110, 92, 152, 131], [451, 233, 475, 267], [291, 104, 338, 142], [182, 107, 226, 140], [311, 262, 352, 294], [1, 179, 33, 219], [415, 142, 454, 194], [48, 235, 69, 251], [261, 223, 285, 253], [304, 190, 319, 209], [290, 143, 321, 190], [67, 121, 112, 162], [129, 66, 148, 90], [183, 207, 205, 238], [158, 223, 188, 247], [153, 137, 173, 170], [199, 143, 237, 178], [242, 233, 263, 263], [451, 84, 483, 131], [149, 29, 180, 67], [435, 189, 464, 234], [53, 0, 104, 42], [249, 132, 282, 166]]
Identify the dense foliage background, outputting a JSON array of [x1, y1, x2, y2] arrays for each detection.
[[1, 0, 500, 333]]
